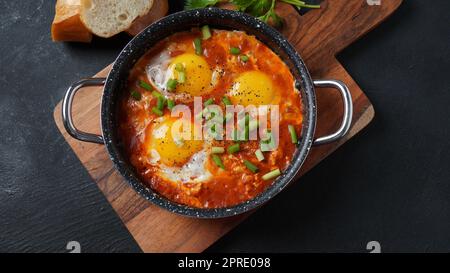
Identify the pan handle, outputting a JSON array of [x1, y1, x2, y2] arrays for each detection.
[[62, 78, 106, 144], [312, 79, 353, 146]]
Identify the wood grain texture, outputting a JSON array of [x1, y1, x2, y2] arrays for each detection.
[[53, 0, 402, 252]]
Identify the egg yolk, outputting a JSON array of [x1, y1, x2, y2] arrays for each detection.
[[229, 71, 276, 106], [149, 117, 203, 166], [169, 53, 212, 96]]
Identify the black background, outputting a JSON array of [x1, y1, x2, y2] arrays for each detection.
[[0, 0, 449, 253]]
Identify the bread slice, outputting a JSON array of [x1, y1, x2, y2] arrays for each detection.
[[126, 0, 168, 36], [51, 0, 93, 43], [79, 0, 154, 38]]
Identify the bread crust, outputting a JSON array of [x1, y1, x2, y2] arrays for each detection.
[[79, 0, 154, 38], [51, 0, 165, 42], [51, 0, 92, 42], [126, 0, 169, 36]]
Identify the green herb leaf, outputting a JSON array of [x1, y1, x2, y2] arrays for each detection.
[[231, 0, 259, 11], [185, 0, 219, 10], [255, 0, 282, 27], [247, 0, 272, 17], [186, 0, 320, 28], [280, 0, 320, 9]]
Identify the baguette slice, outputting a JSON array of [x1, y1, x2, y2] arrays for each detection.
[[80, 0, 154, 38], [51, 0, 93, 43], [126, 0, 169, 36]]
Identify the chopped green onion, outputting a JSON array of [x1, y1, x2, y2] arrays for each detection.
[[175, 63, 184, 72], [157, 96, 165, 111], [211, 146, 225, 154], [174, 137, 185, 147], [139, 80, 153, 91], [261, 131, 272, 144], [227, 143, 240, 154], [178, 71, 186, 84], [224, 112, 233, 123], [201, 25, 212, 40], [262, 169, 281, 181], [206, 111, 216, 121], [240, 55, 249, 62], [236, 120, 246, 141], [236, 113, 247, 125], [288, 125, 298, 144], [212, 154, 225, 169], [152, 107, 163, 116], [204, 98, 214, 106], [243, 160, 259, 173], [194, 38, 202, 55], [167, 79, 178, 91], [209, 128, 220, 140], [260, 140, 276, 152], [232, 128, 238, 141], [130, 90, 141, 101], [167, 99, 175, 110], [260, 132, 275, 152], [237, 113, 250, 140], [195, 107, 211, 120], [255, 149, 265, 161], [249, 120, 258, 132], [202, 107, 210, 116], [260, 144, 274, 152], [175, 63, 186, 83], [230, 47, 241, 55], [195, 111, 203, 120], [152, 90, 163, 98], [222, 96, 232, 106]]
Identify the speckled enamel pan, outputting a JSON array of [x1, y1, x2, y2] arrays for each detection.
[[62, 8, 353, 218]]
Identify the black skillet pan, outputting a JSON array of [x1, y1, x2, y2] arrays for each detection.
[[62, 8, 353, 218]]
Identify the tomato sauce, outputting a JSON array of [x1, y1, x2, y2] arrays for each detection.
[[117, 29, 303, 208]]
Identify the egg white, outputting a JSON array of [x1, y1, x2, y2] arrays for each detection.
[[145, 52, 218, 103], [146, 116, 213, 184]]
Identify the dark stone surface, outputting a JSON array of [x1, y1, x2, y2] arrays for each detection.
[[0, 0, 449, 252]]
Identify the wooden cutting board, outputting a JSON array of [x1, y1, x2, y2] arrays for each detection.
[[53, 0, 402, 252]]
